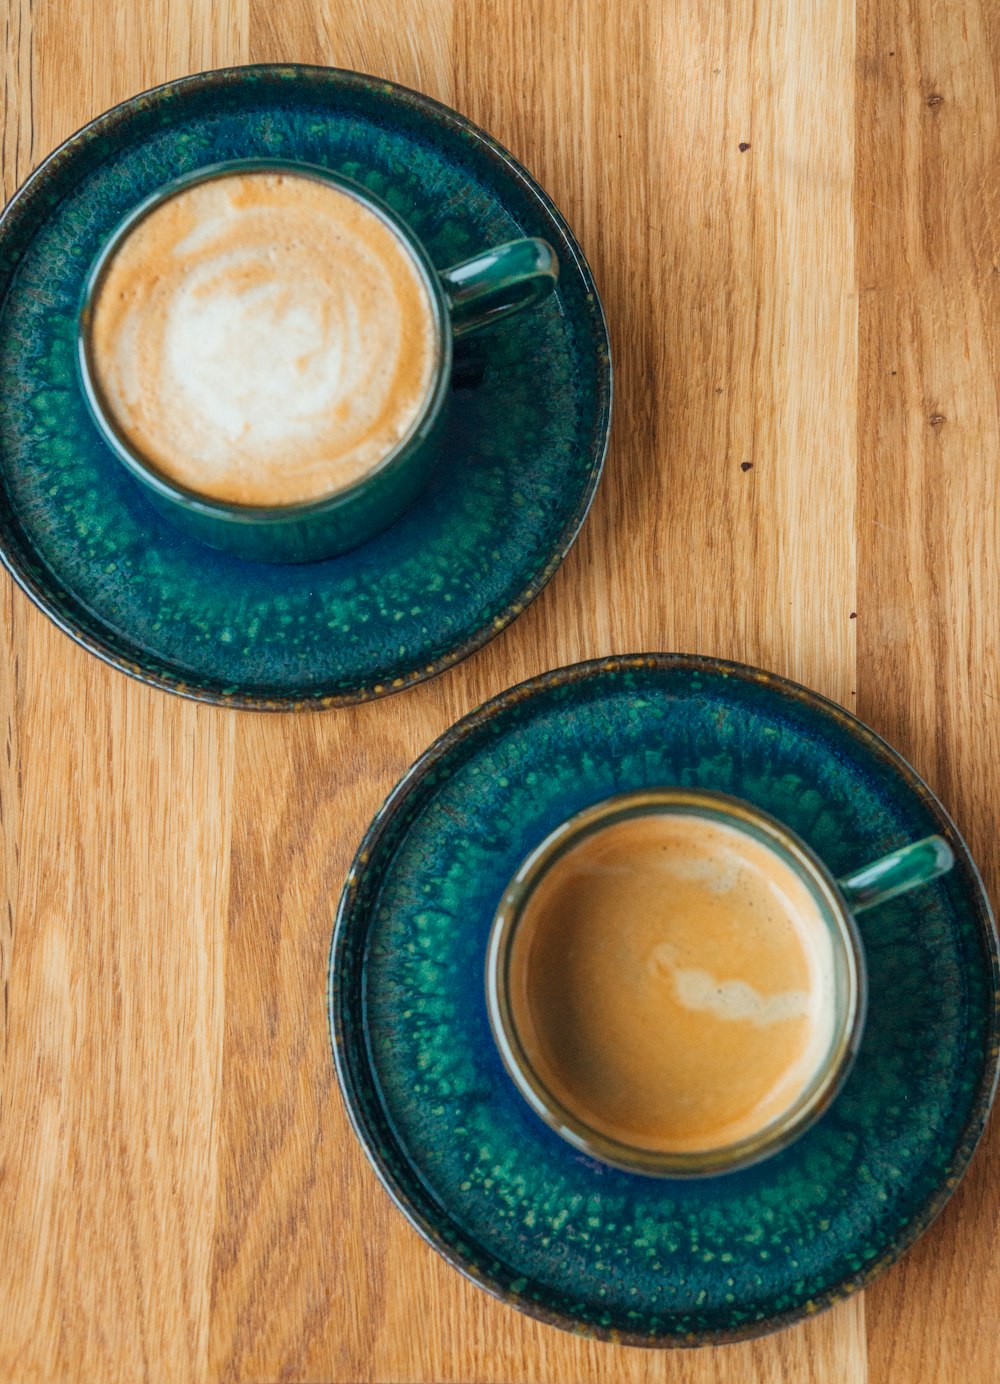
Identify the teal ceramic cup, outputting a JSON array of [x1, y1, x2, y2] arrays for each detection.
[[77, 158, 559, 563], [486, 786, 955, 1178]]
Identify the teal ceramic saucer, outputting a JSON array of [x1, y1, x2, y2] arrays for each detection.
[[329, 654, 1000, 1346], [0, 66, 610, 708]]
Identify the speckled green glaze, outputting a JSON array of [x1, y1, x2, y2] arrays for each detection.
[[0, 65, 610, 707], [329, 654, 1000, 1346]]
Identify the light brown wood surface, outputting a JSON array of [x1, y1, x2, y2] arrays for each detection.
[[1, 0, 998, 1380]]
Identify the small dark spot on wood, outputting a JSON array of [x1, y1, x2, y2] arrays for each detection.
[[714, 386, 724, 395], [740, 461, 753, 472], [927, 93, 944, 107], [850, 612, 857, 619], [888, 50, 895, 56], [891, 370, 897, 376], [929, 413, 946, 427], [739, 142, 751, 152]]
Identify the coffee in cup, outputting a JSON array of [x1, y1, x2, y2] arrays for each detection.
[[87, 169, 439, 508], [506, 808, 839, 1156], [487, 788, 953, 1176], [78, 159, 559, 561]]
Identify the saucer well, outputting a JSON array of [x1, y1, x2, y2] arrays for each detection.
[[0, 65, 610, 708], [329, 654, 999, 1345]]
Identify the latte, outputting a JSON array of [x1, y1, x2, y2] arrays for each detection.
[[87, 170, 438, 507], [506, 810, 838, 1154]]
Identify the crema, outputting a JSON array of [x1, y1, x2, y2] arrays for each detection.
[[507, 811, 838, 1154]]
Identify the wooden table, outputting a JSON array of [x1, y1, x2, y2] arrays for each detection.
[[2, 1, 998, 1380]]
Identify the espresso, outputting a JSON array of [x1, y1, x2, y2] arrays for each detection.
[[507, 811, 837, 1154], [88, 171, 438, 507]]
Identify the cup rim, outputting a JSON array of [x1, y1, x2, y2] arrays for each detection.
[[75, 156, 453, 520], [485, 785, 868, 1178]]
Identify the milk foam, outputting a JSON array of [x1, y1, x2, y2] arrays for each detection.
[[652, 945, 814, 1025], [89, 172, 438, 506]]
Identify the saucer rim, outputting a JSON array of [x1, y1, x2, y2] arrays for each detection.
[[0, 62, 612, 710], [328, 651, 1000, 1347]]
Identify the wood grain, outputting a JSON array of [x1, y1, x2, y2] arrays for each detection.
[[0, 0, 996, 1379], [0, 4, 245, 1382], [856, 0, 1000, 1380]]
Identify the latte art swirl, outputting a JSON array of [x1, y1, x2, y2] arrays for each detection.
[[88, 172, 438, 506]]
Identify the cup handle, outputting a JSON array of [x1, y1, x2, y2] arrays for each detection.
[[439, 238, 559, 338], [836, 835, 954, 913]]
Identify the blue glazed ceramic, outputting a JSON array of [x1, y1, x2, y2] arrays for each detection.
[[0, 65, 610, 706], [329, 654, 1000, 1346]]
